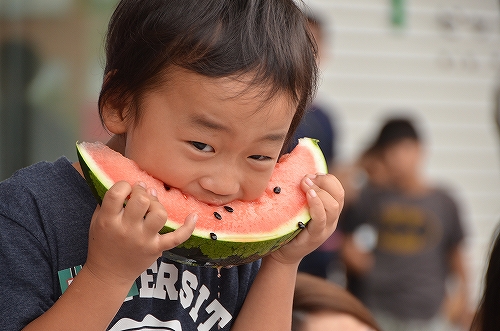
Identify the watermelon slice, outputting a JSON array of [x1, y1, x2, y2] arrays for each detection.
[[77, 138, 327, 267]]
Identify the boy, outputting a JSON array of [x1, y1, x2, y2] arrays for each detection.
[[0, 1, 344, 330], [341, 117, 470, 331]]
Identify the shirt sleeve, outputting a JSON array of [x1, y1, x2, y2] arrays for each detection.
[[0, 181, 59, 330], [441, 190, 465, 250]]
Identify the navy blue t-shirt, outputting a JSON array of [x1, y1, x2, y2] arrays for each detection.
[[0, 157, 260, 331]]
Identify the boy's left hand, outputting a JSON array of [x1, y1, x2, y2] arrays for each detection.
[[270, 173, 344, 265]]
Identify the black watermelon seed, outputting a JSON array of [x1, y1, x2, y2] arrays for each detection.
[[214, 212, 222, 220], [210, 232, 218, 240], [223, 206, 234, 213], [298, 222, 306, 229], [164, 184, 171, 191], [273, 186, 281, 194]]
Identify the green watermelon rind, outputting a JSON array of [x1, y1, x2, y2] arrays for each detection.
[[160, 225, 302, 267], [302, 138, 328, 175], [76, 137, 327, 267], [158, 207, 310, 267], [77, 144, 113, 205]]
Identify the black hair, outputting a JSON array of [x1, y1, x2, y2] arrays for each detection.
[[371, 117, 420, 151], [98, 0, 318, 146], [470, 223, 500, 331]]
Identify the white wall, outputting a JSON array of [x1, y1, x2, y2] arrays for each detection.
[[305, 0, 500, 305]]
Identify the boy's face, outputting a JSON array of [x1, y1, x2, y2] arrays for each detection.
[[106, 68, 295, 206], [382, 138, 422, 183]]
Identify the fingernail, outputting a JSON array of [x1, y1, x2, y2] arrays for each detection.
[[137, 181, 146, 188], [309, 189, 317, 198], [305, 177, 314, 187], [192, 214, 198, 224], [149, 188, 157, 197], [316, 172, 326, 176]]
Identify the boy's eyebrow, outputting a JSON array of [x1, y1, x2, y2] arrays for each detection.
[[258, 132, 287, 142], [189, 114, 287, 142], [190, 114, 231, 132]]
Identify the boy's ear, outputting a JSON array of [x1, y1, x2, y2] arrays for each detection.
[[100, 69, 129, 135], [101, 102, 128, 135]]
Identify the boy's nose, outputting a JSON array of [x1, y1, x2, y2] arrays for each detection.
[[199, 167, 241, 197]]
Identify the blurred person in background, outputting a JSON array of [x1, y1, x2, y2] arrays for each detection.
[[338, 144, 392, 299], [292, 272, 381, 331], [340, 116, 471, 331], [288, 11, 344, 283]]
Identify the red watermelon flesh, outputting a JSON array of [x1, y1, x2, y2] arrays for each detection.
[[77, 138, 327, 267]]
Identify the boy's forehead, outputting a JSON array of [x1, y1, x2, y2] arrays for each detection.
[[383, 139, 421, 154], [143, 67, 297, 132], [162, 66, 296, 107]]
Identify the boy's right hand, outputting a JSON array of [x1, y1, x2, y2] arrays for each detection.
[[84, 181, 197, 287]]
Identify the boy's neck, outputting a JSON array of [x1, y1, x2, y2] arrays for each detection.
[[107, 135, 126, 155], [394, 174, 428, 196]]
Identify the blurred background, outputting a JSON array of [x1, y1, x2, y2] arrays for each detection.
[[0, 0, 499, 316], [0, 0, 114, 179], [303, 0, 500, 315]]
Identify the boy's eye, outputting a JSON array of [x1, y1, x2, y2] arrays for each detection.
[[191, 141, 215, 152], [249, 155, 272, 161]]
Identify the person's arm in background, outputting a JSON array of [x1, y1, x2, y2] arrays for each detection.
[[443, 244, 473, 329], [341, 233, 375, 276], [339, 197, 375, 277]]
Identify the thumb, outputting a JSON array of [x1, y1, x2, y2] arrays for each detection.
[[159, 213, 197, 250]]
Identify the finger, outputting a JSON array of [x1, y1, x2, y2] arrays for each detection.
[[158, 213, 197, 250], [122, 182, 151, 223], [100, 181, 132, 215], [302, 174, 344, 217], [143, 189, 170, 233], [305, 188, 328, 236], [317, 189, 341, 227], [311, 173, 345, 211], [301, 175, 341, 232]]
